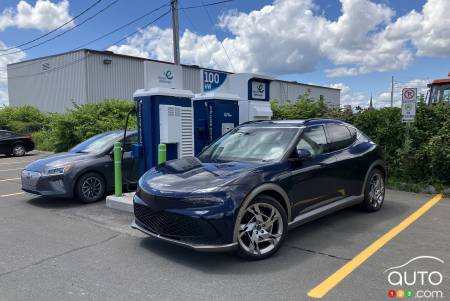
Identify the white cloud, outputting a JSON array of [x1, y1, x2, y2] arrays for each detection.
[[374, 78, 430, 107], [0, 40, 26, 105], [108, 44, 149, 59], [0, 0, 73, 31], [109, 0, 437, 78], [329, 82, 368, 108], [386, 0, 450, 57]]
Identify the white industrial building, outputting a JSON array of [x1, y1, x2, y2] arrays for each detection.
[[7, 49, 340, 113]]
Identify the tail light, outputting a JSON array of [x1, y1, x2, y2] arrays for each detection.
[[24, 136, 32, 141]]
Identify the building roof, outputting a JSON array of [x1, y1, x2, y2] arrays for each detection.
[[7, 48, 340, 91]]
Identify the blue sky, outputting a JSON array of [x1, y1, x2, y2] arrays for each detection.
[[1, 0, 449, 107]]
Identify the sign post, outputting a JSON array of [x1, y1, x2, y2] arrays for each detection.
[[401, 88, 417, 148], [401, 88, 417, 123]]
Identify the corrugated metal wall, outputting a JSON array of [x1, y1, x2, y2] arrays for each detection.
[[7, 50, 87, 113], [270, 80, 340, 107], [7, 50, 340, 112], [86, 51, 144, 102], [182, 66, 201, 93]]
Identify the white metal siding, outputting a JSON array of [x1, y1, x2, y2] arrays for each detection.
[[7, 50, 87, 113], [270, 80, 340, 107], [182, 66, 201, 93], [86, 52, 144, 102]]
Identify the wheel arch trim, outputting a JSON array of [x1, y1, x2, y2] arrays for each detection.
[[232, 183, 291, 243], [361, 160, 386, 195]]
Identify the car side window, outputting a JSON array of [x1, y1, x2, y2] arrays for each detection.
[[296, 126, 327, 156], [326, 124, 354, 152]]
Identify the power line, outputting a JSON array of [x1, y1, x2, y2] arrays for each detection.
[[180, 0, 233, 10], [74, 2, 170, 50], [7, 9, 171, 80], [0, 0, 120, 58], [4, 2, 170, 71], [107, 9, 171, 46], [178, 4, 221, 69], [199, 0, 235, 72], [0, 0, 104, 52]]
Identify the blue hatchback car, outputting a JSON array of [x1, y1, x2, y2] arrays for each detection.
[[132, 119, 386, 259]]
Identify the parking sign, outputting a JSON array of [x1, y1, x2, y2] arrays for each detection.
[[401, 88, 417, 123]]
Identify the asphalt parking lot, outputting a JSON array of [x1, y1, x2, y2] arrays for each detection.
[[0, 153, 449, 301]]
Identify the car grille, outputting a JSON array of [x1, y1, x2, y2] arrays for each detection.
[[134, 203, 219, 243]]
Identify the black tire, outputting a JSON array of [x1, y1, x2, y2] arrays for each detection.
[[236, 195, 288, 260], [361, 168, 385, 212], [12, 144, 26, 157], [75, 172, 106, 203]]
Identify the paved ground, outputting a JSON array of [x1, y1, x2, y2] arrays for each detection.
[[0, 153, 449, 301]]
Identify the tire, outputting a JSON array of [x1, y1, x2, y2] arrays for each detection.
[[236, 195, 288, 260], [361, 168, 385, 212], [75, 172, 106, 203], [12, 144, 26, 157]]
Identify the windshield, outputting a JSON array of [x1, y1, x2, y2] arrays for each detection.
[[199, 127, 299, 163], [70, 132, 123, 154], [430, 83, 450, 104]]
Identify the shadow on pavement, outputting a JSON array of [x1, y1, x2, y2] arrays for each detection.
[[27, 195, 97, 209], [137, 198, 412, 274]]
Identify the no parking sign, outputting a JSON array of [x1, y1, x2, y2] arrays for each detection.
[[401, 88, 417, 123]]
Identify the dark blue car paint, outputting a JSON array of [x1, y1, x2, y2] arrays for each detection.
[[133, 119, 386, 249]]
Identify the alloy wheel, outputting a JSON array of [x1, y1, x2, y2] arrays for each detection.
[[13, 145, 25, 156], [81, 176, 102, 200], [368, 173, 384, 207], [238, 203, 283, 256]]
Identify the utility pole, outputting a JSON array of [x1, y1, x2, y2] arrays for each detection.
[[171, 0, 180, 65], [390, 75, 394, 107]]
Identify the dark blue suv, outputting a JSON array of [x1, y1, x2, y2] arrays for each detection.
[[132, 119, 386, 259]]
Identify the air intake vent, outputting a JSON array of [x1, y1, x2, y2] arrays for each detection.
[[180, 107, 194, 157]]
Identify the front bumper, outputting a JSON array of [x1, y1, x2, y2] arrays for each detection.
[[21, 170, 72, 198], [131, 219, 237, 252]]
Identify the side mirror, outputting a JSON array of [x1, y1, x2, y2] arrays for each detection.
[[296, 149, 312, 161]]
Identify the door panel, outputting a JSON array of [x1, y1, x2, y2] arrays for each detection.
[[281, 125, 342, 218]]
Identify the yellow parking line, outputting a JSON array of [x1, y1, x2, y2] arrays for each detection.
[[0, 178, 21, 182], [0, 192, 25, 198], [307, 193, 444, 299]]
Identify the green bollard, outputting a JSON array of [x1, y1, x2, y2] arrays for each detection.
[[114, 141, 122, 197], [158, 144, 167, 165]]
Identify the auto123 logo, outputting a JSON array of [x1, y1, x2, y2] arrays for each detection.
[[384, 256, 445, 299]]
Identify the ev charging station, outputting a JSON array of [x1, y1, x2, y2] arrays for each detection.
[[132, 62, 194, 175], [131, 64, 274, 176], [192, 92, 239, 155]]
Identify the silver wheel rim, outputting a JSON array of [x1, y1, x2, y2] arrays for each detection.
[[369, 173, 384, 207], [81, 176, 102, 200], [13, 145, 25, 156], [238, 203, 283, 256]]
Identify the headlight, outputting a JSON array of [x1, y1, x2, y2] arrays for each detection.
[[44, 164, 71, 176], [186, 196, 224, 206]]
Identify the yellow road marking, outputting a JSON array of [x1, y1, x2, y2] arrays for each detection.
[[307, 193, 444, 299], [0, 192, 25, 198], [0, 178, 20, 182]]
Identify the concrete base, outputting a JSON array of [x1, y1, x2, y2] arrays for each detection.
[[106, 192, 135, 213]]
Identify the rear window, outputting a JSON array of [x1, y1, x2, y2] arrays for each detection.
[[326, 124, 355, 151]]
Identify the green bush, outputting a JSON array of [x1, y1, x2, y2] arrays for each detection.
[[271, 97, 450, 188], [0, 100, 136, 152], [0, 105, 49, 133]]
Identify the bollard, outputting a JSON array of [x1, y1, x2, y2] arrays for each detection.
[[158, 144, 167, 165], [114, 141, 122, 197]]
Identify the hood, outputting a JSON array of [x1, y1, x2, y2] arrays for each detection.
[[140, 157, 260, 193], [24, 152, 93, 172]]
